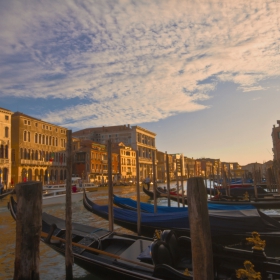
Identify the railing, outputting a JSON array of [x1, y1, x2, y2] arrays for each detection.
[[20, 159, 66, 167]]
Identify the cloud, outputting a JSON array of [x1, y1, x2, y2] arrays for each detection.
[[0, 0, 279, 128]]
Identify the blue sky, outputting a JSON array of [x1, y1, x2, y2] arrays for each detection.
[[0, 0, 279, 165]]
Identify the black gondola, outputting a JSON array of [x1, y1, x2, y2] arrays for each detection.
[[8, 195, 280, 279], [0, 189, 14, 199]]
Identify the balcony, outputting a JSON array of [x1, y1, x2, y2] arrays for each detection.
[[0, 158, 9, 164], [20, 159, 66, 167]]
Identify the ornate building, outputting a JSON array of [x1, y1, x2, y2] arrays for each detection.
[[272, 120, 280, 162], [112, 142, 136, 182], [73, 139, 119, 184], [0, 107, 12, 188], [11, 112, 67, 185], [73, 124, 156, 180]]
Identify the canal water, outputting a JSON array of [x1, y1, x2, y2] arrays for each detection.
[[1, 182, 279, 279]]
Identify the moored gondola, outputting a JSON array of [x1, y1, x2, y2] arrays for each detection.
[[8, 195, 280, 279]]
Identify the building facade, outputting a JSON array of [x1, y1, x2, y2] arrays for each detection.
[[73, 139, 119, 184], [11, 112, 67, 185], [112, 142, 136, 182], [0, 107, 13, 188], [73, 124, 156, 181]]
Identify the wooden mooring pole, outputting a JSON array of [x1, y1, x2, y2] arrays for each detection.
[[107, 139, 114, 231], [188, 177, 213, 279], [14, 181, 42, 280], [136, 150, 141, 235], [65, 129, 73, 279], [165, 152, 171, 207]]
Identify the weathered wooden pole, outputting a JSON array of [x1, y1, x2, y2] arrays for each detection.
[[176, 171, 180, 207], [107, 139, 114, 231], [136, 150, 141, 235], [188, 177, 214, 279], [152, 150, 157, 213], [165, 152, 171, 207], [14, 181, 42, 280], [65, 129, 73, 279], [253, 164, 258, 199], [180, 155, 185, 207]]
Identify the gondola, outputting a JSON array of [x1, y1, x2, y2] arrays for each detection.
[[0, 189, 14, 199], [113, 194, 256, 213], [8, 195, 280, 279], [143, 185, 188, 204], [83, 191, 280, 243]]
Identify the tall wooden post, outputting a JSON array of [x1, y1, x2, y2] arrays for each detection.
[[14, 181, 42, 280], [176, 171, 180, 207], [65, 129, 73, 280], [107, 139, 114, 231], [253, 164, 258, 199], [152, 150, 157, 213], [136, 150, 141, 235], [180, 155, 185, 207], [165, 152, 171, 207], [188, 177, 213, 279]]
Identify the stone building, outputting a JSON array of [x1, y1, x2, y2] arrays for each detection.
[[73, 124, 156, 181], [73, 139, 119, 184], [11, 112, 67, 185], [112, 142, 136, 182], [0, 107, 13, 188]]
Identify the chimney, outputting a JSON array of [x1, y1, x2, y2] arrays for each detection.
[[277, 120, 280, 127]]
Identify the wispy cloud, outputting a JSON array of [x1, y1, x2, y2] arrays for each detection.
[[0, 0, 279, 129]]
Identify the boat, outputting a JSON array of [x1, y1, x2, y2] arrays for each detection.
[[8, 195, 280, 279], [143, 185, 188, 204], [42, 188, 85, 206], [83, 191, 280, 240], [82, 182, 98, 192], [113, 195, 256, 213], [0, 189, 14, 199]]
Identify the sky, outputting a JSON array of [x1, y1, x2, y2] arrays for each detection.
[[0, 0, 280, 166]]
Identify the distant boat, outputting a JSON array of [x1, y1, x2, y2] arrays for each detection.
[[42, 188, 85, 206]]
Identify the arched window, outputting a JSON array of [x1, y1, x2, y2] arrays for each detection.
[[55, 137, 58, 146], [46, 136, 49, 145], [42, 135, 45, 145], [52, 137, 55, 146], [49, 136, 52, 146], [28, 131, 30, 142], [24, 148, 27, 159], [20, 148, 23, 159], [35, 133, 38, 143], [39, 134, 41, 144], [4, 127, 9, 138], [0, 145, 3, 158], [35, 150, 38, 160], [23, 131, 27, 141]]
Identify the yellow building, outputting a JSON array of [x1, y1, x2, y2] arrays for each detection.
[[112, 142, 136, 182], [0, 107, 13, 188], [11, 112, 67, 185]]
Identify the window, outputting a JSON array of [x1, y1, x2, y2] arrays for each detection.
[[24, 120, 27, 125], [35, 133, 38, 143], [28, 131, 30, 142], [23, 131, 27, 141], [35, 122, 38, 127], [5, 115, 9, 120], [4, 127, 9, 138]]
